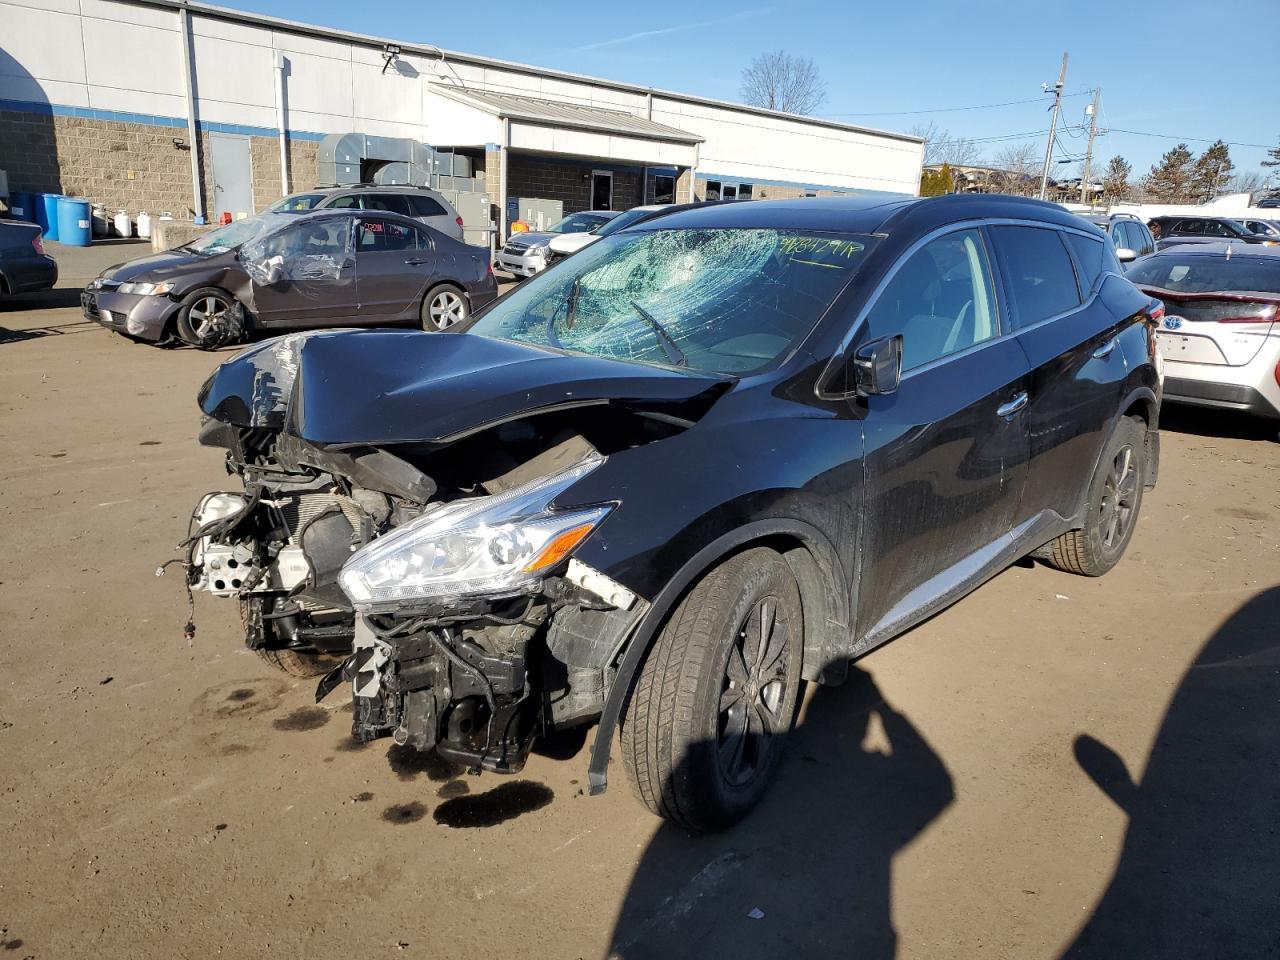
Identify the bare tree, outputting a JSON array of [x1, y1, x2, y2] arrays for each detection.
[[1226, 170, 1265, 196], [909, 121, 980, 168], [987, 143, 1039, 195], [740, 51, 826, 115]]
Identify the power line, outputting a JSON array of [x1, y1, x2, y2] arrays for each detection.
[[819, 91, 1090, 118], [1106, 128, 1273, 150]]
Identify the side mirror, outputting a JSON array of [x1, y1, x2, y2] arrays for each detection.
[[853, 335, 903, 397], [1116, 246, 1138, 263]]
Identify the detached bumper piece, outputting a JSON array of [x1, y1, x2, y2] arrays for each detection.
[[343, 600, 547, 775]]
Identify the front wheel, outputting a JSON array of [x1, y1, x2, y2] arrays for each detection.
[[1043, 416, 1145, 576], [420, 284, 469, 331], [621, 547, 804, 832], [175, 287, 244, 348]]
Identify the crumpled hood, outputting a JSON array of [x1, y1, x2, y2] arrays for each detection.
[[198, 330, 731, 446], [505, 231, 555, 249], [101, 248, 229, 282]]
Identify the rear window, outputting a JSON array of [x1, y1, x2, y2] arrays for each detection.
[[1064, 233, 1105, 295], [407, 195, 447, 218], [1126, 254, 1280, 294], [990, 226, 1082, 327]]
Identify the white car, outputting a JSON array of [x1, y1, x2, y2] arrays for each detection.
[[1128, 243, 1280, 421], [547, 204, 674, 257], [495, 211, 619, 277]]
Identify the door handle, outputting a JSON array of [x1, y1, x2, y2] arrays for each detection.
[[404, 258, 427, 266], [996, 391, 1029, 418], [1092, 338, 1117, 359]]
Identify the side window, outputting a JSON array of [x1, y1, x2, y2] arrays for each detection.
[[362, 194, 414, 216], [865, 228, 999, 371], [328, 194, 360, 209], [1117, 222, 1139, 251], [406, 195, 447, 218], [1176, 219, 1203, 235], [990, 225, 1082, 327], [356, 218, 419, 252], [1137, 224, 1155, 255], [1064, 232, 1105, 295]]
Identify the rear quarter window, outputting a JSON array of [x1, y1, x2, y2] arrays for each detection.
[[407, 195, 448, 218], [1064, 232, 1105, 295], [990, 225, 1083, 328]]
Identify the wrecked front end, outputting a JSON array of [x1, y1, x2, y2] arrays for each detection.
[[183, 329, 726, 775]]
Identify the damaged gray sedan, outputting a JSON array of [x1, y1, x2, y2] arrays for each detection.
[[180, 196, 1160, 829]]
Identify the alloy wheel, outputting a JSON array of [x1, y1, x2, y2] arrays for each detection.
[[189, 295, 230, 340], [1099, 445, 1137, 549], [718, 595, 791, 787], [427, 290, 466, 330]]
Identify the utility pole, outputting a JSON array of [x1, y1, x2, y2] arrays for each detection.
[[1079, 87, 1101, 206], [1038, 52, 1068, 201]]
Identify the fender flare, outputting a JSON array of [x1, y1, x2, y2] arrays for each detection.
[[586, 516, 849, 795]]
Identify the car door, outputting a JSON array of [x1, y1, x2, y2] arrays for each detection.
[[855, 226, 1032, 643], [353, 216, 437, 320], [245, 217, 358, 326], [993, 225, 1129, 526]]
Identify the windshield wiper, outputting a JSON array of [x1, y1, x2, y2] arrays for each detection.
[[630, 301, 688, 367]]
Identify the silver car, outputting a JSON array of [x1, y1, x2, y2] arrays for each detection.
[[495, 211, 619, 277], [1128, 243, 1280, 421], [269, 185, 464, 241]]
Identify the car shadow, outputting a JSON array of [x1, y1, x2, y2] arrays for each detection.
[[606, 667, 953, 960], [0, 287, 85, 312], [1158, 405, 1278, 442], [1059, 586, 1280, 958]]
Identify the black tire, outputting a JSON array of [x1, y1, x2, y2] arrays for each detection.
[[1043, 416, 1145, 576], [621, 547, 804, 832], [420, 284, 469, 331], [255, 647, 343, 678], [175, 287, 244, 348]]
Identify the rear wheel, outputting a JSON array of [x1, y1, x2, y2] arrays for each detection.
[[175, 287, 243, 348], [420, 284, 469, 331], [255, 647, 343, 678], [621, 548, 803, 832], [1043, 416, 1145, 576]]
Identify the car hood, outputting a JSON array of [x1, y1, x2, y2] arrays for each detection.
[[548, 233, 598, 254], [101, 248, 232, 283], [198, 330, 732, 446], [506, 231, 557, 249]]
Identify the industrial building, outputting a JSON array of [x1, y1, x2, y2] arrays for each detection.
[[0, 0, 924, 244]]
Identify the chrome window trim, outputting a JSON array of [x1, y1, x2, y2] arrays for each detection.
[[819, 217, 1100, 393]]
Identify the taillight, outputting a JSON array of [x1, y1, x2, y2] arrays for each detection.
[[32, 234, 45, 256], [1148, 301, 1165, 323], [1275, 358, 1280, 390], [486, 262, 493, 277], [455, 216, 464, 229]]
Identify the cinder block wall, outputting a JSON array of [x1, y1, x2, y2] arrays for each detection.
[[0, 107, 315, 220], [506, 158, 644, 213]]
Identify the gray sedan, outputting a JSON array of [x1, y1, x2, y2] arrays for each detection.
[[0, 219, 58, 297], [82, 209, 497, 348]]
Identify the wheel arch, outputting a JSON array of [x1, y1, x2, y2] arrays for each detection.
[[587, 517, 851, 795]]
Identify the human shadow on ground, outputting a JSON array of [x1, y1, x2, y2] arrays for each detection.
[[608, 667, 953, 959], [1060, 586, 1280, 959]]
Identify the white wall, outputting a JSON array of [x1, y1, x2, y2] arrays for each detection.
[[0, 0, 923, 193]]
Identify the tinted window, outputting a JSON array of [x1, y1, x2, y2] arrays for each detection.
[[362, 194, 414, 216], [1201, 220, 1232, 237], [1175, 220, 1203, 235], [356, 218, 419, 252], [269, 193, 326, 212], [406, 195, 447, 218], [328, 194, 360, 209], [1065, 232, 1105, 295], [991, 226, 1082, 327], [865, 228, 999, 371], [653, 174, 675, 205], [1126, 253, 1280, 294]]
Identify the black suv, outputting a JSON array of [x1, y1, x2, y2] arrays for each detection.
[[1150, 216, 1277, 249], [186, 194, 1161, 830]]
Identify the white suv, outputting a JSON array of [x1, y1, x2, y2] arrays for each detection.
[[1128, 242, 1280, 421], [269, 186, 464, 241]]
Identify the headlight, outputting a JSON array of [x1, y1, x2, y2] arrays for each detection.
[[86, 278, 104, 291], [116, 281, 174, 296], [338, 454, 611, 611], [530, 245, 550, 259]]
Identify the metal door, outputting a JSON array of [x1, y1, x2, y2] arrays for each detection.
[[210, 133, 254, 221]]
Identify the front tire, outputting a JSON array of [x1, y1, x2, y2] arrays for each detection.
[[1043, 416, 1145, 576], [255, 647, 343, 678], [621, 547, 803, 832], [420, 284, 469, 331], [175, 287, 243, 348]]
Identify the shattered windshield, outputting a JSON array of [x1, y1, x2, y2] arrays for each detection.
[[467, 228, 876, 374], [184, 216, 277, 257]]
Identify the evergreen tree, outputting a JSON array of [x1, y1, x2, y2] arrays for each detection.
[[1102, 156, 1131, 201], [1144, 144, 1195, 202], [1262, 135, 1280, 169], [919, 163, 953, 197], [1192, 141, 1234, 201]]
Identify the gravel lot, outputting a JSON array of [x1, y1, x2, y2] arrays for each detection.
[[2, 243, 1278, 959]]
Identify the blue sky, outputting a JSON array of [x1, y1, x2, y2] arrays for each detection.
[[222, 0, 1277, 184]]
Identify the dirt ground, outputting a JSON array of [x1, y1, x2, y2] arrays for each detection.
[[2, 244, 1278, 959]]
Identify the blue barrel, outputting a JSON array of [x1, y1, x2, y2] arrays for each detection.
[[9, 190, 35, 221], [56, 197, 92, 247], [37, 193, 63, 241]]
